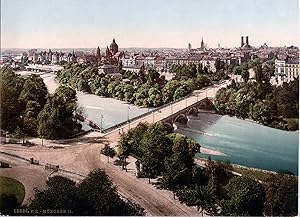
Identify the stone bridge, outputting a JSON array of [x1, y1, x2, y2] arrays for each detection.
[[160, 97, 215, 129]]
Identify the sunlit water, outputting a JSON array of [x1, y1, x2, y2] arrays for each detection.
[[177, 115, 299, 174], [77, 92, 153, 130]]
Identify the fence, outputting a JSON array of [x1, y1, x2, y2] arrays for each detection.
[[0, 151, 31, 162]]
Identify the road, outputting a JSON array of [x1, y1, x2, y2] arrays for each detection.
[[0, 81, 229, 216]]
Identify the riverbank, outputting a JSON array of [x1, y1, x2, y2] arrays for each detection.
[[200, 147, 226, 156], [195, 157, 279, 182]]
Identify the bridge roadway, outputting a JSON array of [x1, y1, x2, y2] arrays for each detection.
[[0, 81, 230, 216]]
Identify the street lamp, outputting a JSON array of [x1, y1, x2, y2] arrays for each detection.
[[127, 106, 130, 130], [152, 111, 155, 123], [20, 115, 24, 144], [100, 114, 103, 133]]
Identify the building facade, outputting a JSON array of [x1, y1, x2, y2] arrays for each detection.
[[275, 58, 299, 85]]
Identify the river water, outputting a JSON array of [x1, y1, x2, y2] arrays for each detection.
[[177, 114, 299, 175], [77, 92, 152, 130]]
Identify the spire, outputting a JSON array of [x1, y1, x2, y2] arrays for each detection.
[[201, 37, 205, 50], [113, 38, 116, 43], [97, 46, 101, 56]]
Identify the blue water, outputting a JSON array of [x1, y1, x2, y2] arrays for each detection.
[[177, 116, 299, 175], [77, 92, 153, 130]]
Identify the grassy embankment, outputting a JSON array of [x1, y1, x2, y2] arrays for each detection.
[[0, 176, 25, 204]]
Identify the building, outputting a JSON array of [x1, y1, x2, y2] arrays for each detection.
[[200, 38, 206, 51], [275, 58, 299, 85], [109, 38, 119, 55], [122, 65, 140, 73], [121, 56, 137, 66], [164, 56, 216, 72], [241, 36, 251, 50], [188, 42, 192, 52], [144, 57, 156, 68], [98, 64, 118, 74]]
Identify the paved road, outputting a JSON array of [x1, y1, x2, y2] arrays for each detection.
[[0, 82, 229, 216]]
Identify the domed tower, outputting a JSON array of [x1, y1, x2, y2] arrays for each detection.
[[109, 38, 119, 55]]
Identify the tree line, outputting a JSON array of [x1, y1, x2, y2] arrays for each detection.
[[117, 122, 298, 216], [0, 67, 82, 139], [0, 169, 145, 216], [215, 63, 299, 130], [56, 61, 228, 108]]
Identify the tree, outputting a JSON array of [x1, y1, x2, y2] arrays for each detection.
[[0, 68, 24, 131], [37, 86, 81, 139], [215, 58, 225, 71], [264, 173, 298, 216], [101, 144, 116, 162], [78, 169, 145, 216], [18, 74, 47, 109], [254, 64, 263, 83], [148, 87, 162, 107], [0, 194, 20, 215], [147, 69, 160, 85], [220, 176, 265, 216], [177, 179, 217, 216], [140, 123, 173, 180], [29, 176, 83, 214], [162, 80, 181, 103], [29, 171, 145, 216], [241, 69, 249, 83], [160, 134, 198, 192], [233, 65, 242, 75], [214, 88, 231, 114]]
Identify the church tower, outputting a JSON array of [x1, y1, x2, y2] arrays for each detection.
[[109, 38, 119, 55], [96, 46, 101, 60], [188, 42, 192, 52], [200, 38, 205, 50]]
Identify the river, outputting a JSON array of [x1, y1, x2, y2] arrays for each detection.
[[176, 113, 299, 175]]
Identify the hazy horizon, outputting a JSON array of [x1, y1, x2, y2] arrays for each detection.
[[1, 0, 299, 49]]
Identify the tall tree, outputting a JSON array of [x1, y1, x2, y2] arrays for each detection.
[[221, 176, 265, 216], [241, 69, 250, 83], [37, 86, 81, 139], [101, 144, 116, 162], [264, 174, 298, 216]]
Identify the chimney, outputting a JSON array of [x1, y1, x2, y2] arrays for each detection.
[[241, 36, 244, 47], [246, 36, 249, 45]]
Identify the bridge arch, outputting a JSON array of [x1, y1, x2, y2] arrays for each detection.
[[162, 122, 174, 131], [187, 107, 198, 116], [173, 114, 188, 125]]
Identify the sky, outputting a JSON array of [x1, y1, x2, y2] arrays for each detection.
[[1, 0, 299, 49]]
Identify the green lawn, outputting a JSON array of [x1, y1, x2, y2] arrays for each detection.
[[0, 176, 25, 204]]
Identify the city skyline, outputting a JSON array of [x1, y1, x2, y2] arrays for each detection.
[[1, 0, 299, 49]]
